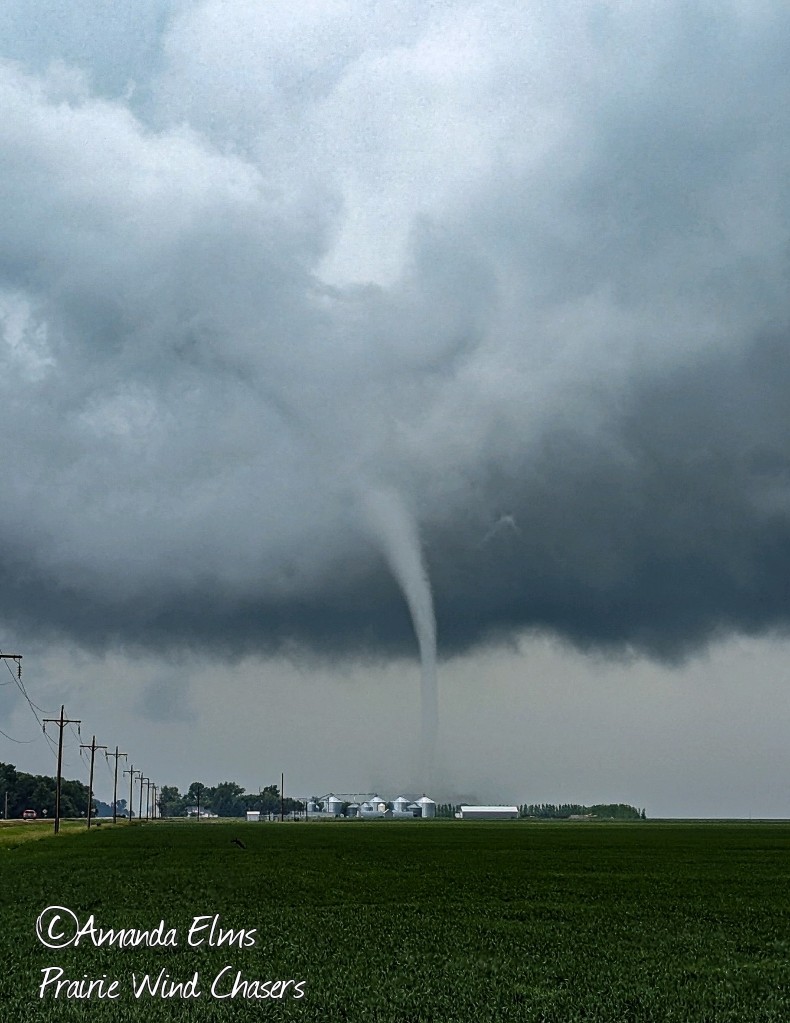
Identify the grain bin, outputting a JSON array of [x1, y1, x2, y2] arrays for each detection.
[[417, 795, 436, 819]]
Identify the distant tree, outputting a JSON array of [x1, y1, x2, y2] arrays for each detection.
[[60, 778, 90, 817], [185, 781, 213, 813], [211, 781, 246, 817], [259, 785, 280, 814], [94, 798, 114, 818], [158, 785, 186, 817], [241, 784, 281, 815]]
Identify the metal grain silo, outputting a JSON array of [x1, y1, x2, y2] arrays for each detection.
[[417, 795, 436, 819]]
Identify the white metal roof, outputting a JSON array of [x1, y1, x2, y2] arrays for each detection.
[[460, 805, 519, 813]]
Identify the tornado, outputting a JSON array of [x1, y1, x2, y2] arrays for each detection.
[[362, 487, 438, 789]]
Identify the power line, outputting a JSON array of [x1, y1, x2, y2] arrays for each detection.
[[1, 651, 47, 721], [0, 652, 35, 743], [0, 724, 34, 743], [0, 650, 60, 755]]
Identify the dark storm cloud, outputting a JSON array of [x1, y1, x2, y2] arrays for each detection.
[[1, 1, 789, 662], [430, 332, 790, 660]]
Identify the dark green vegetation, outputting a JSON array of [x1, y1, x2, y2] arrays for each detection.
[[520, 803, 645, 820], [1, 820, 790, 1021], [0, 761, 91, 819], [434, 802, 645, 820], [158, 781, 301, 818]]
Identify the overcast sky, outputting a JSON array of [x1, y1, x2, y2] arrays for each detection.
[[1, 1, 789, 817]]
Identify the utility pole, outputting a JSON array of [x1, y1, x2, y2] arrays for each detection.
[[280, 772, 284, 822], [144, 779, 153, 821], [123, 766, 141, 821], [106, 747, 127, 824], [80, 736, 107, 829], [42, 706, 81, 834], [151, 784, 158, 819], [139, 778, 148, 822]]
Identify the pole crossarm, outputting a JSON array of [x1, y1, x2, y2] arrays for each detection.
[[0, 653, 22, 678]]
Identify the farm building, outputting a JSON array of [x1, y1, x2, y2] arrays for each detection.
[[459, 805, 519, 820]]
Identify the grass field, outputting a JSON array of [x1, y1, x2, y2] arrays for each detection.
[[1, 819, 789, 1021]]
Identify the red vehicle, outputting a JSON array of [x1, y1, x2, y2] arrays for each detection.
[[21, 809, 37, 821]]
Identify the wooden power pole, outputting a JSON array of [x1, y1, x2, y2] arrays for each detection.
[[80, 736, 107, 828], [123, 765, 141, 821], [106, 747, 127, 824], [42, 706, 82, 834]]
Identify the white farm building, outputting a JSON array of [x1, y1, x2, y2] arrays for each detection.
[[459, 805, 519, 820]]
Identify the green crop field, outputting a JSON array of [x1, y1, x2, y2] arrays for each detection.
[[1, 819, 790, 1021]]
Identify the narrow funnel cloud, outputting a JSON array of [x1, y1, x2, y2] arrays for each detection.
[[362, 487, 438, 789]]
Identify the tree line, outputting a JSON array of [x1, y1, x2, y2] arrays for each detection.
[[0, 762, 95, 819], [519, 803, 646, 819], [157, 781, 303, 818], [437, 802, 646, 819]]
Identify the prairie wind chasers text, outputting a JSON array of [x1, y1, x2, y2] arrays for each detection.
[[35, 907, 306, 1002]]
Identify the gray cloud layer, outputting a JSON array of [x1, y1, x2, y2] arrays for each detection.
[[1, 1, 789, 661]]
